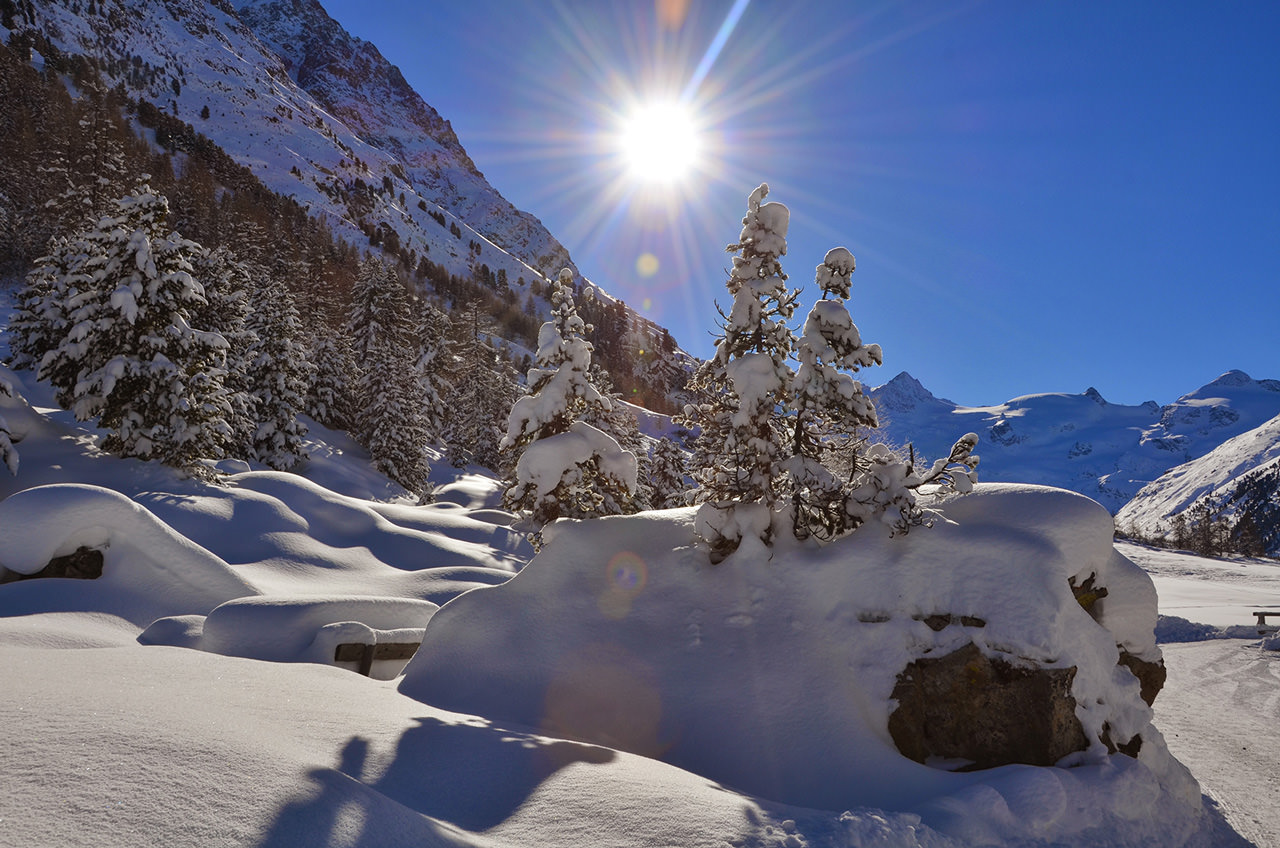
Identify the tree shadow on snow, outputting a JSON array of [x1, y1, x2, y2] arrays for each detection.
[[256, 718, 615, 846], [372, 715, 615, 831]]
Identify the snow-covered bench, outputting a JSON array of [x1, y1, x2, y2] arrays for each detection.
[[1253, 610, 1280, 635], [334, 638, 422, 676]]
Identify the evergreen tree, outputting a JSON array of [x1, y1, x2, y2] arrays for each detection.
[[348, 257, 410, 364], [412, 299, 451, 440], [24, 181, 233, 469], [585, 363, 651, 510], [788, 246, 883, 540], [679, 184, 798, 560], [347, 258, 432, 496], [244, 274, 311, 469], [7, 235, 83, 373], [306, 328, 356, 430], [648, 436, 691, 509], [501, 269, 636, 534], [442, 300, 516, 471], [0, 377, 19, 475], [358, 336, 433, 498], [190, 246, 257, 451]]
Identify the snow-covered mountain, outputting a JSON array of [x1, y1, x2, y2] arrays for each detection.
[[1116, 413, 1280, 552], [870, 369, 1280, 513], [3, 0, 567, 286]]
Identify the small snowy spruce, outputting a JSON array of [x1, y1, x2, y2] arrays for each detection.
[[0, 377, 18, 475], [189, 246, 257, 451], [679, 183, 799, 560], [306, 328, 357, 430], [647, 436, 692, 509], [501, 268, 637, 536], [788, 246, 883, 539], [243, 273, 311, 470], [20, 181, 233, 470], [411, 299, 451, 441], [441, 300, 517, 471]]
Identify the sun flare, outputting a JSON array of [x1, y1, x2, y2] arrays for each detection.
[[618, 101, 702, 184]]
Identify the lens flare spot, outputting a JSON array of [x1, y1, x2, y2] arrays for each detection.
[[636, 252, 660, 278], [642, 297, 653, 311], [599, 552, 648, 620], [609, 552, 647, 592]]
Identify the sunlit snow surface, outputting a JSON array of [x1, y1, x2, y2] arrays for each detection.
[[0, 315, 1273, 845]]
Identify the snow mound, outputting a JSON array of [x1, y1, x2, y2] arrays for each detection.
[[144, 594, 441, 680], [400, 484, 1209, 841], [0, 483, 257, 625]]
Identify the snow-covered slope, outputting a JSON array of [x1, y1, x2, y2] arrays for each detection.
[[1116, 413, 1280, 550], [870, 369, 1280, 513], [4, 0, 569, 303]]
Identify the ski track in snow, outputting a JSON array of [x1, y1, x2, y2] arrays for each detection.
[[1158, 640, 1280, 848]]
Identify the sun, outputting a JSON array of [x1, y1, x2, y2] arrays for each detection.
[[617, 100, 703, 184]]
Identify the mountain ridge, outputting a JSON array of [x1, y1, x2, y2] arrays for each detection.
[[869, 369, 1280, 514]]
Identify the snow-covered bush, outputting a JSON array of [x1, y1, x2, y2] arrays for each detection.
[[501, 269, 636, 536]]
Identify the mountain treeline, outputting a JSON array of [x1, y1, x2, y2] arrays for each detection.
[[0, 31, 689, 494]]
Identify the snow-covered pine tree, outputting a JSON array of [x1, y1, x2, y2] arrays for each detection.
[[0, 377, 19, 475], [190, 245, 257, 452], [358, 336, 434, 499], [412, 299, 451, 441], [679, 183, 799, 561], [501, 268, 636, 534], [442, 300, 516, 471], [586, 363, 651, 510], [348, 257, 407, 363], [243, 273, 312, 469], [7, 235, 82, 373], [29, 181, 233, 469], [788, 246, 883, 539], [306, 328, 356, 430], [347, 258, 433, 497], [648, 436, 691, 509]]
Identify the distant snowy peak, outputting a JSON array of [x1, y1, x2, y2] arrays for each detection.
[[869, 371, 954, 414], [867, 370, 1280, 515], [1117, 412, 1280, 553]]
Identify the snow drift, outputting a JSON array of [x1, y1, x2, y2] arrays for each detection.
[[0, 483, 257, 625], [399, 483, 1210, 842]]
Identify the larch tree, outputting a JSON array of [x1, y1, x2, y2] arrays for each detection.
[[501, 268, 636, 537]]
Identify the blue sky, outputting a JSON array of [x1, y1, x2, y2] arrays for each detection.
[[321, 0, 1278, 407]]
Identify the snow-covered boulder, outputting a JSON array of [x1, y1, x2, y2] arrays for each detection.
[[400, 483, 1200, 839], [0, 484, 257, 625]]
